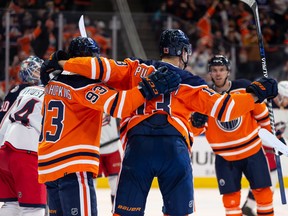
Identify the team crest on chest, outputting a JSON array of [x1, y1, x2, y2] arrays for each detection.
[[215, 116, 242, 132]]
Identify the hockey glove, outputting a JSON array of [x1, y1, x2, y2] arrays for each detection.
[[246, 77, 278, 103], [40, 50, 69, 85], [139, 66, 181, 100], [191, 112, 208, 128]]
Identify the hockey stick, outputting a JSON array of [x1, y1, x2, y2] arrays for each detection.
[[78, 15, 87, 37], [259, 128, 288, 157], [240, 0, 287, 204]]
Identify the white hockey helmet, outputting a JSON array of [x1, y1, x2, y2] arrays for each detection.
[[278, 81, 288, 97], [19, 56, 44, 85]]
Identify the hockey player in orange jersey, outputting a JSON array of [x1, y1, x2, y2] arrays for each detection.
[[241, 80, 288, 215], [191, 55, 275, 216], [41, 29, 278, 216], [38, 36, 181, 216]]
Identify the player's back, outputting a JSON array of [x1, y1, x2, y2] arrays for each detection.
[[38, 75, 103, 183]]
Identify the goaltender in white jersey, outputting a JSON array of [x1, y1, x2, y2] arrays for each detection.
[[0, 56, 47, 216], [0, 86, 44, 151]]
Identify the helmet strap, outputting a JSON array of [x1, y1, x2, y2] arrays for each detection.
[[180, 50, 189, 70]]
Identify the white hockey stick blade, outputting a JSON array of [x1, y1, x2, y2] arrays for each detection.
[[240, 0, 256, 7], [78, 15, 87, 37], [259, 128, 288, 157]]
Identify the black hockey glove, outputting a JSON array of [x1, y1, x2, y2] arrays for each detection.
[[191, 112, 208, 128], [139, 66, 181, 100], [246, 77, 278, 103], [40, 50, 69, 85]]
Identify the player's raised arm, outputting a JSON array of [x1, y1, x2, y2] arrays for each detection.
[[42, 51, 156, 88], [76, 66, 181, 119], [182, 77, 278, 122]]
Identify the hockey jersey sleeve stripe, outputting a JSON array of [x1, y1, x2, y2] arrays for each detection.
[[119, 119, 128, 134], [256, 115, 269, 122], [259, 121, 271, 127], [117, 91, 126, 118], [38, 159, 99, 175], [38, 144, 99, 160], [109, 92, 119, 117], [91, 57, 96, 80], [38, 152, 99, 167], [96, 56, 104, 80], [210, 95, 224, 117], [217, 94, 231, 121], [104, 94, 116, 114], [254, 108, 269, 119], [103, 58, 111, 83], [224, 99, 235, 122]]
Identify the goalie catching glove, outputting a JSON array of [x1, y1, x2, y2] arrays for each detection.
[[246, 77, 278, 103], [40, 50, 69, 85], [139, 66, 181, 100]]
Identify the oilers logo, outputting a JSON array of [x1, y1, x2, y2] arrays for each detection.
[[215, 116, 242, 132]]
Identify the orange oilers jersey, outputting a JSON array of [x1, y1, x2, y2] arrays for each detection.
[[204, 79, 271, 161], [38, 75, 145, 183], [63, 57, 257, 147]]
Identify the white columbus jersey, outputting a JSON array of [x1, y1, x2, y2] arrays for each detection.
[[100, 113, 121, 154], [0, 85, 44, 152]]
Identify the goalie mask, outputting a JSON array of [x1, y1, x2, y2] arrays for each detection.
[[68, 36, 100, 57], [19, 56, 44, 85]]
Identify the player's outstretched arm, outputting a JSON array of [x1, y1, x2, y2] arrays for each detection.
[[79, 66, 181, 119]]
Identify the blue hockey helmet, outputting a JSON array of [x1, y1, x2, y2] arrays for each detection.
[[68, 36, 100, 57], [159, 29, 192, 58], [19, 56, 44, 85], [208, 55, 231, 72]]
